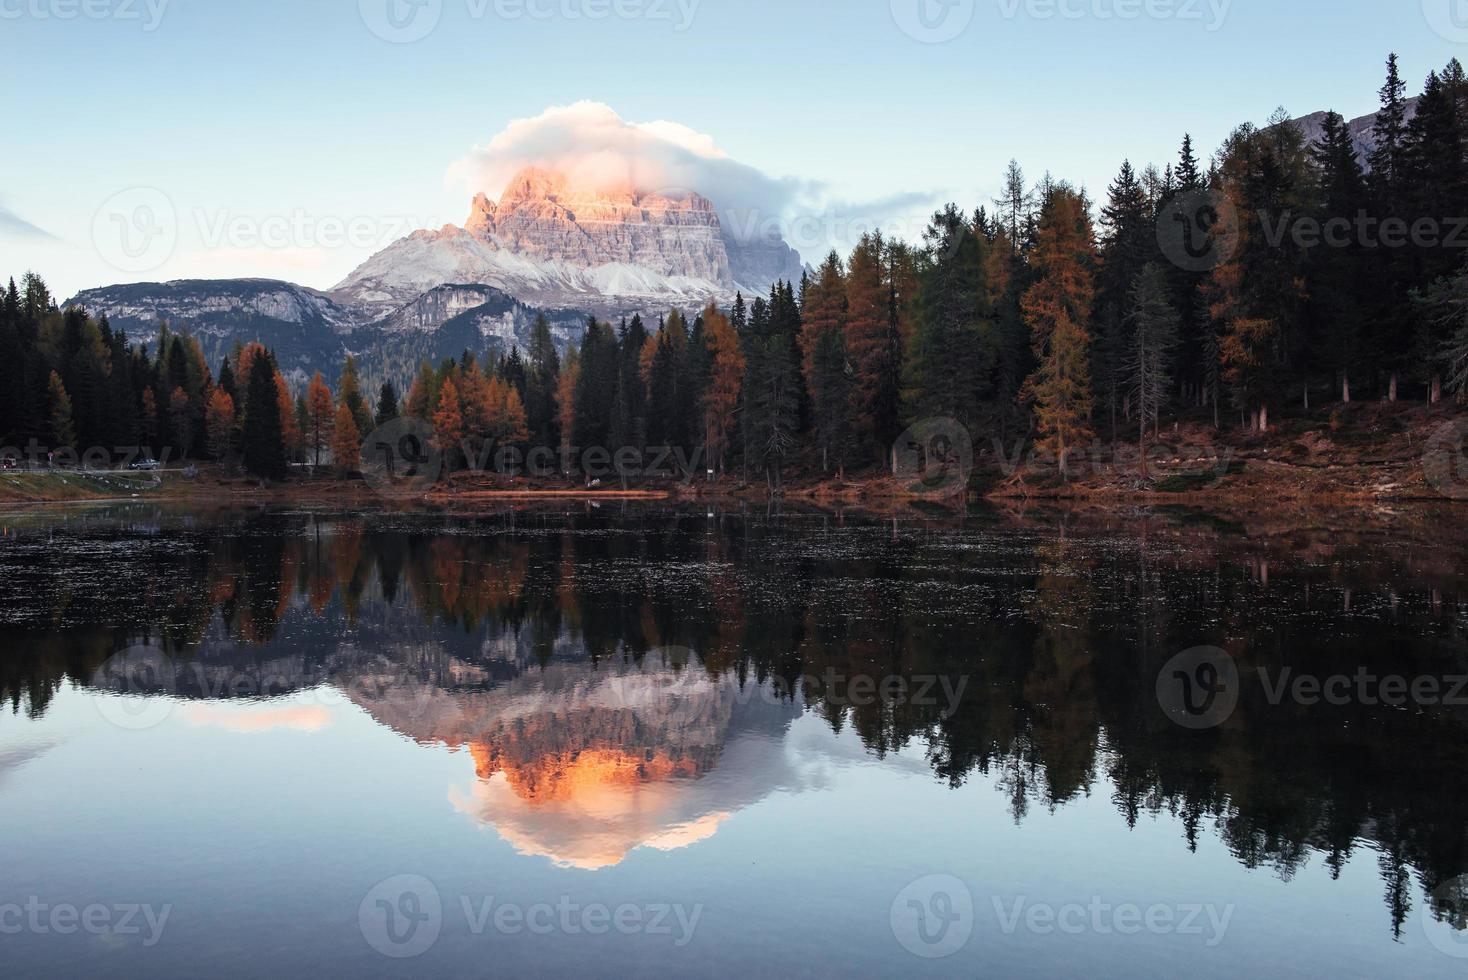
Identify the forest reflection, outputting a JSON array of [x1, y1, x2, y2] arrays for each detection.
[[2, 504, 1467, 935]]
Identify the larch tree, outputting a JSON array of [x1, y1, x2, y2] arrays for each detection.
[[844, 232, 899, 460], [432, 373, 464, 471], [206, 388, 235, 461], [1021, 185, 1097, 479], [556, 349, 581, 471], [699, 303, 744, 474], [331, 403, 360, 475], [306, 373, 335, 467]]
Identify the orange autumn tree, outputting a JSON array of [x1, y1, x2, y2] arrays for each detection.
[[843, 232, 897, 455], [275, 370, 301, 462], [799, 251, 847, 406], [205, 388, 235, 460], [457, 362, 494, 465], [433, 373, 464, 471], [330, 403, 360, 475], [487, 376, 530, 447], [556, 349, 580, 468], [305, 372, 335, 466], [700, 303, 744, 473], [1021, 185, 1096, 479]]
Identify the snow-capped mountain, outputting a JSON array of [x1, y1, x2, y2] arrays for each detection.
[[331, 166, 803, 315], [65, 167, 804, 391]]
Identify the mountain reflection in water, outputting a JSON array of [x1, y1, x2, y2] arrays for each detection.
[[2, 502, 1468, 945]]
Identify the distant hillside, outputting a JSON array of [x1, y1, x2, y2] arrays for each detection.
[[65, 278, 585, 395]]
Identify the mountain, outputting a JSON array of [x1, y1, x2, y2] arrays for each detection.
[[66, 278, 583, 392], [1290, 98, 1419, 169], [331, 166, 804, 316], [66, 166, 803, 391]]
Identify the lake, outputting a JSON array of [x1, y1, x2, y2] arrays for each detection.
[[2, 502, 1467, 978]]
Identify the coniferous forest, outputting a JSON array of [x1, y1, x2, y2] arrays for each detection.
[[5, 53, 1468, 483]]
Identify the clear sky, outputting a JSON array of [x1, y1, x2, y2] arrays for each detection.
[[1, 0, 1461, 298]]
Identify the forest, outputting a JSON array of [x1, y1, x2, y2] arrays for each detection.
[[3, 53, 1467, 484]]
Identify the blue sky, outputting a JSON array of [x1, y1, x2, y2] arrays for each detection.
[[1, 0, 1461, 297]]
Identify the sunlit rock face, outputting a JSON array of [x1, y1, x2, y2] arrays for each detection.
[[349, 653, 804, 870], [333, 166, 803, 316]]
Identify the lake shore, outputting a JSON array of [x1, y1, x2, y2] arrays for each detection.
[[2, 402, 1462, 509]]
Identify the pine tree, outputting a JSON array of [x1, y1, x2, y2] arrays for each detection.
[[525, 314, 561, 448], [1097, 160, 1156, 440], [903, 204, 995, 430], [1369, 54, 1410, 212], [338, 356, 373, 437], [241, 352, 287, 479], [1176, 134, 1203, 192], [1309, 110, 1370, 402], [46, 371, 75, 449], [375, 382, 399, 428], [810, 320, 854, 477], [1124, 265, 1182, 475]]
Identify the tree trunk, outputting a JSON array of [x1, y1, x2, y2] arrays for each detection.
[[1303, 382, 1310, 411], [1259, 404, 1269, 433], [1342, 372, 1350, 404], [1389, 373, 1398, 403], [1431, 374, 1442, 405], [1139, 419, 1148, 480]]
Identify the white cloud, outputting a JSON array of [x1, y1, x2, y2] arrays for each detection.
[[448, 102, 828, 245]]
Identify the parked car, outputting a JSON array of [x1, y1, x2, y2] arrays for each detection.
[[0, 456, 17, 470], [129, 458, 161, 471]]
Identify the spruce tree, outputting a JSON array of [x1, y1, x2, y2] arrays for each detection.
[[1124, 265, 1182, 473], [375, 382, 400, 428], [242, 351, 288, 479]]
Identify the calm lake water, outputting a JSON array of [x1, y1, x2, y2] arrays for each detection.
[[2, 502, 1467, 978]]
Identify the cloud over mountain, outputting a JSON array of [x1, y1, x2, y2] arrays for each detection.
[[447, 102, 818, 245]]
